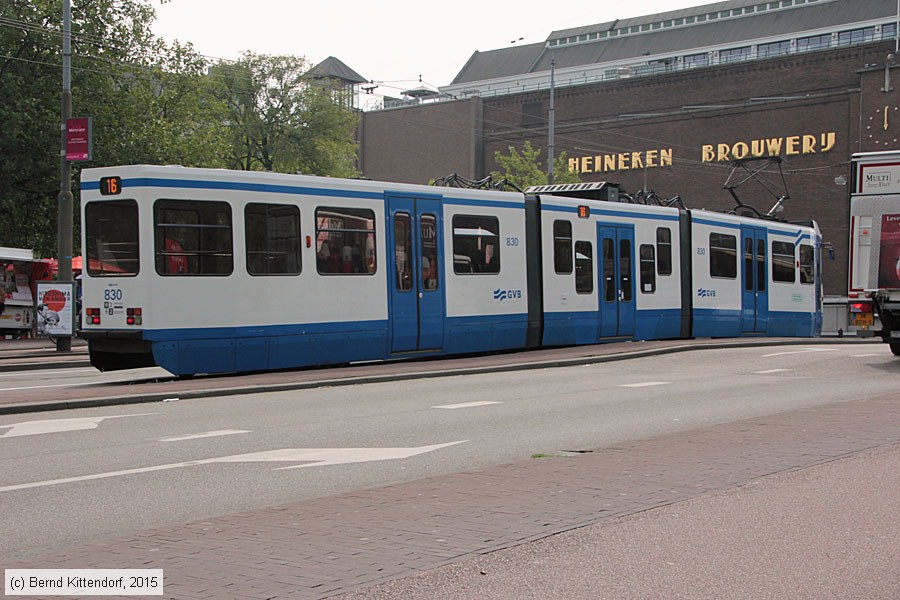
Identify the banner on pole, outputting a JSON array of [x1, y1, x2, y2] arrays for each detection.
[[65, 117, 92, 162]]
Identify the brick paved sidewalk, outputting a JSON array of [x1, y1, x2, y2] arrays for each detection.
[[6, 392, 899, 599]]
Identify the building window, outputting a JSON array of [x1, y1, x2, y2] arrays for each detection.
[[452, 215, 500, 274], [245, 203, 301, 276], [522, 101, 543, 127], [797, 34, 831, 52], [553, 220, 573, 274], [710, 233, 737, 279], [772, 241, 796, 283], [838, 27, 876, 47], [720, 46, 752, 64], [758, 40, 791, 59], [883, 24, 898, 40], [685, 53, 709, 68], [154, 199, 233, 276]]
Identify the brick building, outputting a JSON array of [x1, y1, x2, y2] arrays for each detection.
[[358, 0, 900, 295]]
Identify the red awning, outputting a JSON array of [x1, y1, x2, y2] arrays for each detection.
[[43, 257, 126, 274]]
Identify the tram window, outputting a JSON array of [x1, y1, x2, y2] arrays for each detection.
[[553, 220, 573, 274], [245, 203, 300, 276], [744, 238, 754, 291], [757, 239, 766, 292], [421, 214, 439, 291], [640, 244, 656, 293], [772, 241, 796, 283], [575, 240, 593, 294], [394, 213, 412, 291], [603, 238, 615, 302], [154, 199, 233, 276], [315, 207, 376, 275], [84, 200, 140, 276], [799, 243, 814, 284], [709, 233, 737, 279], [620, 239, 632, 302], [452, 215, 500, 274], [656, 227, 672, 275]]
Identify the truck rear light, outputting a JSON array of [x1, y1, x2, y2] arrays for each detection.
[[850, 302, 873, 313]]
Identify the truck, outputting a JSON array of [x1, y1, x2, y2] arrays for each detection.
[[848, 150, 900, 355]]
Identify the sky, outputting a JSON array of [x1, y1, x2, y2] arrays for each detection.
[[152, 0, 703, 107]]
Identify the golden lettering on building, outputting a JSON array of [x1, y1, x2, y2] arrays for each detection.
[[701, 132, 836, 163], [567, 131, 837, 175], [568, 149, 673, 175]]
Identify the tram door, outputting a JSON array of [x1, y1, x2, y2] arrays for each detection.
[[597, 223, 635, 338], [387, 197, 444, 353], [741, 225, 769, 333]]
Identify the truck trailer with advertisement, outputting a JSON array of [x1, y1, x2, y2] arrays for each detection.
[[848, 151, 900, 355]]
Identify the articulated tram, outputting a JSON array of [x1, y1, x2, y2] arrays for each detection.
[[79, 165, 822, 376]]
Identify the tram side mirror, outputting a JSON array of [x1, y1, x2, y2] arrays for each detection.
[[823, 242, 835, 261]]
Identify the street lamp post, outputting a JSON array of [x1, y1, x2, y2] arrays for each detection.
[[57, 0, 73, 352]]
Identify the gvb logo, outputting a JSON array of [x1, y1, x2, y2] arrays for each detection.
[[697, 288, 717, 298], [493, 289, 523, 301]]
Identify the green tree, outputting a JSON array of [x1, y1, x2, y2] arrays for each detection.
[[490, 140, 580, 190], [0, 0, 227, 255], [212, 52, 360, 177], [87, 39, 229, 168], [0, 0, 71, 254]]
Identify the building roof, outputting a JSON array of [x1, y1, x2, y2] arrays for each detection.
[[307, 56, 368, 84], [449, 0, 897, 87]]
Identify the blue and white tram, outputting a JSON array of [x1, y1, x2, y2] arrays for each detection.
[[79, 165, 822, 376]]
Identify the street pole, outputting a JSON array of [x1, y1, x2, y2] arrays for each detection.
[[57, 0, 73, 352], [547, 56, 555, 185]]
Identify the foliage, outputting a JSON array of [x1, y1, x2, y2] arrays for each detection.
[[212, 52, 359, 177], [0, 2, 361, 257], [0, 0, 72, 254], [490, 140, 580, 190]]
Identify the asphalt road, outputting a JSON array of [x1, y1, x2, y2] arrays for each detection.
[[1, 343, 898, 562]]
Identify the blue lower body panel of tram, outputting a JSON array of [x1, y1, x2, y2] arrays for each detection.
[[146, 320, 389, 375]]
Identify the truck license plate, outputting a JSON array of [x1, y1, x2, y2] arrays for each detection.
[[852, 313, 874, 327]]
